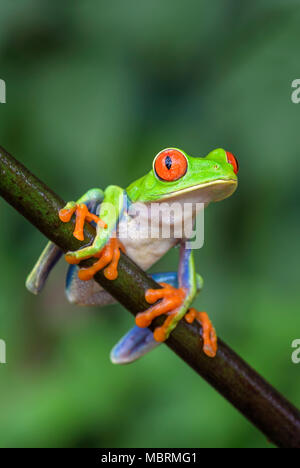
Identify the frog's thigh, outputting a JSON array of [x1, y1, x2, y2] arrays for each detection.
[[66, 265, 115, 306]]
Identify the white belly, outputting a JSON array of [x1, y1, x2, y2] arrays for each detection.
[[117, 209, 178, 270], [116, 198, 203, 271], [121, 235, 177, 271]]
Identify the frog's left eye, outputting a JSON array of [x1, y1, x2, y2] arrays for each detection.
[[154, 149, 187, 181]]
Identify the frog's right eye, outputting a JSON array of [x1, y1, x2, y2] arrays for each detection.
[[226, 151, 239, 175], [154, 149, 187, 182]]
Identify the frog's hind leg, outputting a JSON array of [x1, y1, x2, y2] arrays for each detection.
[[135, 243, 217, 358], [110, 326, 160, 364], [110, 271, 178, 364], [26, 242, 63, 294], [66, 265, 115, 306], [136, 244, 199, 342]]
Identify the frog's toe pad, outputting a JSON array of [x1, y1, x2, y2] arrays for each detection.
[[110, 326, 160, 364]]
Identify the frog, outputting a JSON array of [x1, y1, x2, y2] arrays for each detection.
[[26, 148, 238, 364]]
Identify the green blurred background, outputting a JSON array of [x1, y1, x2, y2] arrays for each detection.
[[0, 0, 299, 448]]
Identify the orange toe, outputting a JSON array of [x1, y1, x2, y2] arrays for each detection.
[[65, 254, 81, 265], [73, 204, 88, 241], [103, 238, 124, 280], [59, 207, 76, 223], [153, 313, 176, 342], [185, 308, 217, 358]]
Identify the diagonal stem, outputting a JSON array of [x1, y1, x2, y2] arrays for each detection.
[[0, 145, 299, 448]]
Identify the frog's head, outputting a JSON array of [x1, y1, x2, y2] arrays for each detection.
[[127, 148, 238, 203]]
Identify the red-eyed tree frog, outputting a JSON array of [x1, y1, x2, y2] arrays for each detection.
[[26, 148, 238, 363]]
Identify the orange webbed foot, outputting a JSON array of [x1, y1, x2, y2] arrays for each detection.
[[59, 203, 107, 241], [185, 308, 217, 358], [136, 283, 186, 342], [77, 237, 125, 281]]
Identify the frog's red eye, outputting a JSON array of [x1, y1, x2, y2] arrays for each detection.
[[154, 149, 187, 181], [226, 151, 239, 175]]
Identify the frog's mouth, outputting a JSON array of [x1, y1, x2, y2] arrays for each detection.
[[159, 179, 237, 203]]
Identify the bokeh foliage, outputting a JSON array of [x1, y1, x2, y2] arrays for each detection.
[[0, 0, 299, 448]]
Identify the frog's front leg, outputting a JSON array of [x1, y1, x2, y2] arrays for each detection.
[[59, 188, 106, 241], [136, 243, 217, 358], [26, 188, 105, 295], [60, 186, 126, 281]]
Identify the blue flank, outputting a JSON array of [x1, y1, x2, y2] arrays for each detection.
[[178, 243, 193, 291], [66, 264, 78, 292], [151, 272, 178, 288]]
